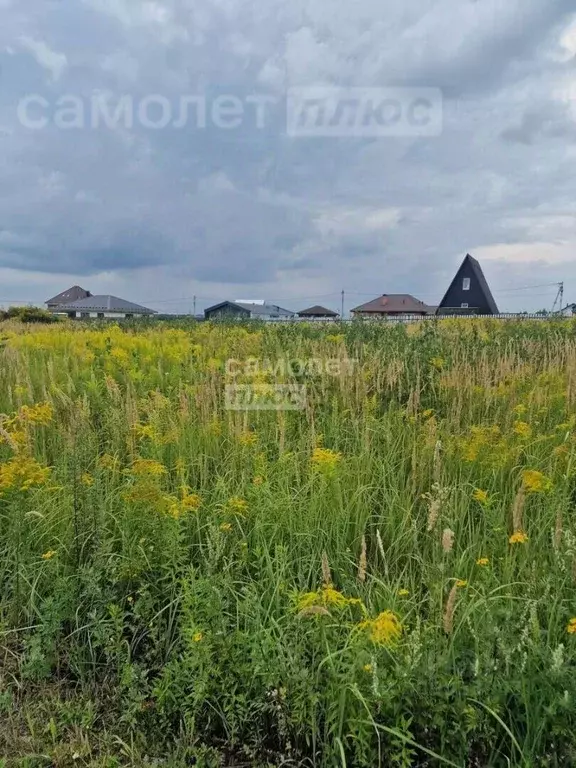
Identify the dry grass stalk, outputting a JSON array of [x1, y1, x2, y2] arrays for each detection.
[[427, 497, 441, 532], [357, 535, 367, 583], [443, 583, 459, 634], [433, 440, 442, 484], [298, 605, 331, 619], [554, 509, 563, 550], [512, 484, 526, 533], [321, 550, 331, 586], [442, 528, 455, 554]]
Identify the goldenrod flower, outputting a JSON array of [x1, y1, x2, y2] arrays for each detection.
[[0, 456, 50, 493], [430, 357, 445, 371], [238, 431, 258, 446], [219, 522, 232, 533], [398, 589, 410, 597], [129, 458, 167, 476], [81, 472, 94, 487], [41, 550, 57, 560], [472, 488, 488, 504], [363, 664, 372, 672], [513, 421, 531, 439], [193, 631, 204, 642], [311, 447, 342, 474], [476, 557, 489, 566], [522, 470, 552, 494], [97, 453, 117, 470], [567, 618, 576, 635], [509, 531, 529, 545], [227, 497, 248, 515], [456, 579, 468, 588], [18, 402, 53, 425], [358, 610, 402, 646]]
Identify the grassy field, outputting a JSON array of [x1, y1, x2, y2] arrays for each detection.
[[1, 318, 576, 767]]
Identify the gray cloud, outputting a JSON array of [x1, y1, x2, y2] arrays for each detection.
[[0, 0, 576, 312]]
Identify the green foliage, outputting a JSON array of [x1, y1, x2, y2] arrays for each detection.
[[1, 318, 576, 765]]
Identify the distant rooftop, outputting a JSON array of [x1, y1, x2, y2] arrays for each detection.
[[46, 286, 91, 306], [58, 295, 156, 314]]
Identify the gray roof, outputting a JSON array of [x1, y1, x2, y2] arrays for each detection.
[[351, 294, 432, 314], [58, 295, 156, 314], [46, 286, 91, 305], [235, 302, 295, 317], [298, 305, 339, 317]]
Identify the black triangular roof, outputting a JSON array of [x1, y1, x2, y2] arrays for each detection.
[[438, 254, 499, 314]]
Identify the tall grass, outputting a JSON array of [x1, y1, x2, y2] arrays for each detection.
[[0, 318, 575, 766]]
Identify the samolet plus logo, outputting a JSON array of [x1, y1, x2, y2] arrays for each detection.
[[287, 87, 443, 137]]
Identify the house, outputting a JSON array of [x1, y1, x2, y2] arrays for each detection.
[[436, 254, 498, 316], [204, 300, 295, 321], [297, 305, 339, 319], [351, 294, 433, 318], [57, 295, 156, 319], [46, 285, 91, 311], [559, 304, 576, 317]]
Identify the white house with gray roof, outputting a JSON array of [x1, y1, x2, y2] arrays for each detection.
[[204, 300, 295, 321], [57, 294, 156, 319]]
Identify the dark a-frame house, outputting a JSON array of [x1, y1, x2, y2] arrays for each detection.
[[436, 254, 499, 316]]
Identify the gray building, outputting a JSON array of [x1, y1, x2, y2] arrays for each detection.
[[57, 295, 157, 319], [204, 300, 295, 321]]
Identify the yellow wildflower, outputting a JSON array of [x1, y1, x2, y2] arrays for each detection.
[[252, 475, 264, 486], [456, 579, 468, 588], [129, 458, 167, 476], [181, 493, 202, 512], [81, 472, 94, 487], [513, 404, 527, 416], [227, 497, 248, 515], [311, 447, 342, 474], [522, 470, 552, 494], [398, 589, 410, 597], [567, 618, 576, 635], [358, 610, 402, 646], [513, 421, 532, 439], [219, 522, 232, 533], [18, 402, 53, 425], [472, 488, 488, 504], [422, 409, 434, 419], [476, 557, 489, 566], [0, 456, 50, 493], [193, 631, 204, 642], [238, 431, 258, 446], [430, 357, 445, 371], [41, 550, 57, 560], [509, 531, 529, 545], [97, 453, 118, 470], [363, 664, 372, 672], [295, 584, 362, 613]]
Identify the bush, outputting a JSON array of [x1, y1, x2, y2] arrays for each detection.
[[1, 306, 60, 324]]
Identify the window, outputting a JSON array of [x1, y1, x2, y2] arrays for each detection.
[[461, 303, 469, 308], [462, 277, 471, 291]]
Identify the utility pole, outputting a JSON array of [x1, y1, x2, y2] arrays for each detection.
[[552, 282, 564, 314], [193, 295, 197, 317], [341, 290, 344, 320]]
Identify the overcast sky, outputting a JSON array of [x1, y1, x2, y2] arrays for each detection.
[[1, 0, 575, 314]]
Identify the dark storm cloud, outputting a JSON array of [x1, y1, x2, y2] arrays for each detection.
[[0, 0, 575, 310]]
